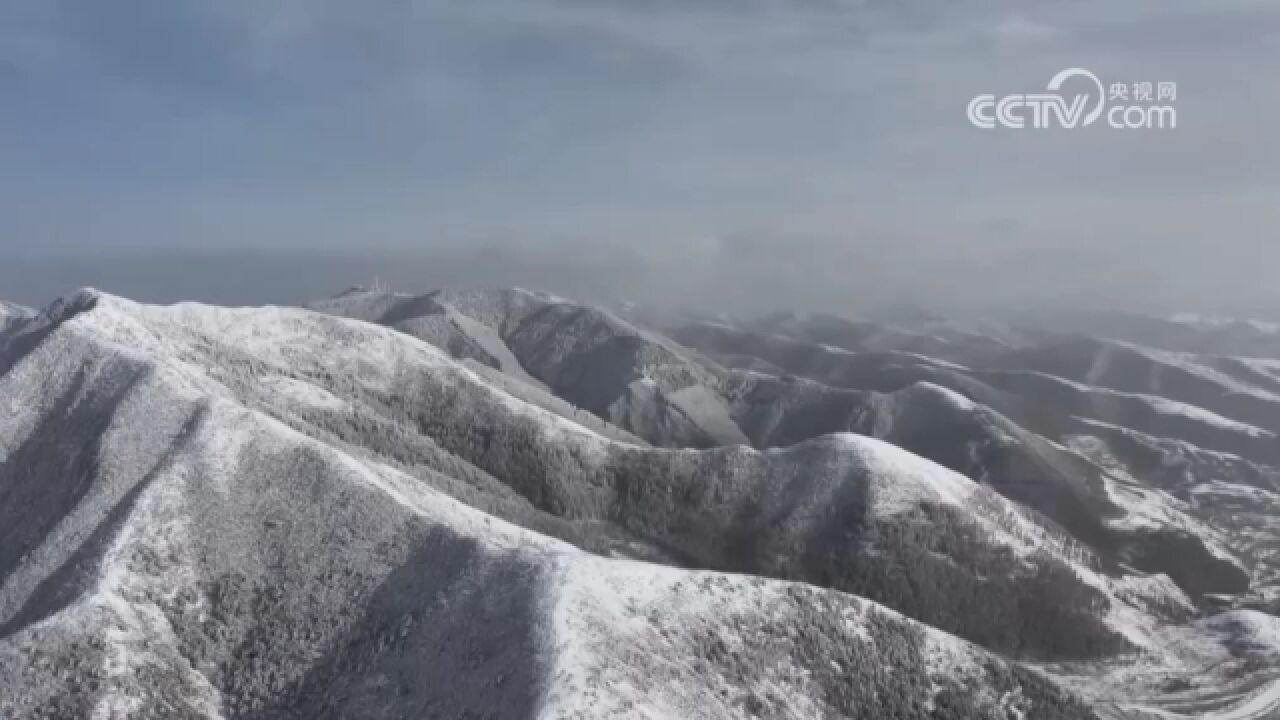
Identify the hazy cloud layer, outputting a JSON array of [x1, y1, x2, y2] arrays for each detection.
[[1, 0, 1276, 312]]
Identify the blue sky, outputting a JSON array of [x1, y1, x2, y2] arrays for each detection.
[[1, 1, 1278, 310]]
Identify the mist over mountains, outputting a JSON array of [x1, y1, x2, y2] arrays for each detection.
[[5, 246, 1280, 322], [3, 285, 1280, 718]]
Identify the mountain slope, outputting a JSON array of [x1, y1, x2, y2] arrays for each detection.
[[0, 301, 32, 334], [21, 292, 1133, 659], [684, 330, 1250, 601], [1042, 311, 1280, 360], [309, 288, 748, 448], [314, 289, 1259, 608], [0, 290, 1097, 719], [7, 289, 1280, 717], [665, 308, 1280, 717], [977, 339, 1280, 464]]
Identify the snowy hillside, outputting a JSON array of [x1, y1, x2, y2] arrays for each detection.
[[0, 289, 1097, 719], [4, 288, 1280, 718], [0, 301, 32, 333], [310, 288, 747, 448], [0, 300, 31, 318]]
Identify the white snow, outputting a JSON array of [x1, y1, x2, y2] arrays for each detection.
[[1145, 396, 1273, 437], [93, 294, 638, 464], [443, 304, 548, 390], [831, 433, 977, 514], [666, 384, 751, 446], [8, 288, 1280, 719], [1201, 611, 1280, 656], [1086, 343, 1115, 386], [1168, 313, 1280, 335], [0, 300, 34, 323], [1236, 357, 1280, 380], [261, 374, 347, 411], [1073, 416, 1252, 464], [1202, 681, 1280, 720], [1109, 339, 1280, 404], [912, 380, 978, 411], [1035, 371, 1274, 438]]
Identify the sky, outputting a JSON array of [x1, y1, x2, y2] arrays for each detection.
[[1, 0, 1278, 313]]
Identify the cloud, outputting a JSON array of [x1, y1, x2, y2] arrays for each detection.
[[986, 16, 1063, 46], [0, 0, 1277, 312]]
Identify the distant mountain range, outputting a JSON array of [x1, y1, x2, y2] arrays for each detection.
[[2, 286, 1279, 718]]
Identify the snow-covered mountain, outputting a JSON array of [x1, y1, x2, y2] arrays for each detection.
[[0, 289, 1101, 719], [313, 291, 1253, 600], [0, 300, 31, 317], [0, 301, 32, 334], [312, 287, 1280, 718], [309, 288, 747, 448], [4, 287, 1280, 718]]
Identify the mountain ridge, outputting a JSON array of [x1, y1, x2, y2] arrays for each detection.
[[3, 287, 1280, 718], [0, 289, 1099, 719]]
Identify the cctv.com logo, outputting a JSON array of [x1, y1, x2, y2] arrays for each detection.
[[967, 68, 1176, 130]]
